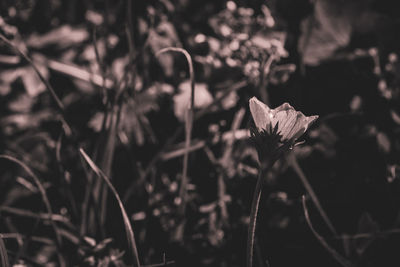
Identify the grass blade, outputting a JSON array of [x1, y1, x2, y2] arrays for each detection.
[[0, 34, 72, 137], [290, 153, 337, 235], [156, 47, 195, 241], [302, 195, 354, 267], [0, 234, 10, 267], [79, 148, 141, 267], [0, 155, 62, 246], [0, 155, 66, 266]]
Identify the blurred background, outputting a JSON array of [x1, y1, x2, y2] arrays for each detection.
[[1, 0, 400, 266]]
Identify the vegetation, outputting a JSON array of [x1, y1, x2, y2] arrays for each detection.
[[1, 0, 400, 266]]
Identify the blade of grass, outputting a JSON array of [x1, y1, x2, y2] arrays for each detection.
[[302, 195, 354, 267], [289, 153, 337, 235], [79, 152, 97, 236], [156, 47, 195, 241], [79, 148, 141, 267], [1, 233, 54, 246], [126, 0, 138, 97], [0, 155, 66, 266], [92, 27, 108, 105], [5, 209, 42, 265], [219, 108, 245, 225], [0, 206, 75, 230], [47, 58, 114, 89], [160, 140, 206, 161], [123, 80, 248, 202], [0, 34, 63, 111], [0, 34, 72, 137], [5, 250, 44, 267], [259, 54, 274, 105], [98, 107, 120, 234], [0, 234, 10, 267], [55, 134, 79, 220], [333, 229, 400, 240], [0, 156, 62, 246]]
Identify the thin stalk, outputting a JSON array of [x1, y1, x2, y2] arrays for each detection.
[[0, 155, 66, 266], [156, 47, 195, 219], [247, 165, 268, 267], [289, 154, 337, 235], [92, 27, 108, 105], [259, 55, 274, 105], [55, 134, 79, 220], [302, 196, 354, 267], [79, 149, 141, 267], [0, 156, 63, 246], [123, 80, 247, 203], [0, 234, 10, 267], [0, 34, 72, 136]]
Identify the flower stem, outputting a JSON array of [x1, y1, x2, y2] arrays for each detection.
[[247, 166, 267, 267]]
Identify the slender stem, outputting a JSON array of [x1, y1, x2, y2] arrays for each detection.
[[290, 154, 337, 236], [302, 196, 354, 267], [247, 167, 266, 267], [0, 234, 10, 267], [156, 47, 195, 225], [79, 149, 141, 267], [259, 55, 274, 105]]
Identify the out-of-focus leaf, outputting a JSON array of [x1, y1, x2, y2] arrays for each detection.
[[217, 90, 238, 110], [8, 94, 35, 113], [27, 25, 89, 49], [0, 54, 20, 65], [85, 10, 104, 26], [81, 40, 106, 63], [173, 81, 213, 121], [269, 63, 296, 85], [349, 95, 362, 111], [34, 244, 57, 265], [21, 62, 49, 96], [0, 68, 22, 95], [147, 82, 174, 96], [89, 87, 161, 145], [148, 20, 181, 77], [1, 110, 54, 135], [391, 110, 400, 125], [0, 54, 48, 96], [251, 33, 288, 59], [298, 0, 352, 66], [309, 123, 338, 158], [111, 56, 129, 82], [88, 112, 106, 133], [47, 59, 113, 90], [119, 94, 159, 145], [376, 132, 390, 153]]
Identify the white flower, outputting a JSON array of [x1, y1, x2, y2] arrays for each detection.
[[249, 97, 318, 142]]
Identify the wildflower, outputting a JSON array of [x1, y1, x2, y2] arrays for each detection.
[[249, 97, 318, 163], [247, 97, 318, 267]]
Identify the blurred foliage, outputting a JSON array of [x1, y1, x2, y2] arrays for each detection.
[[1, 0, 400, 266]]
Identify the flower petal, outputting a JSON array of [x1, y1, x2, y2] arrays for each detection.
[[279, 109, 299, 140], [249, 97, 318, 142], [286, 113, 306, 140], [290, 114, 319, 141], [249, 97, 272, 131]]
